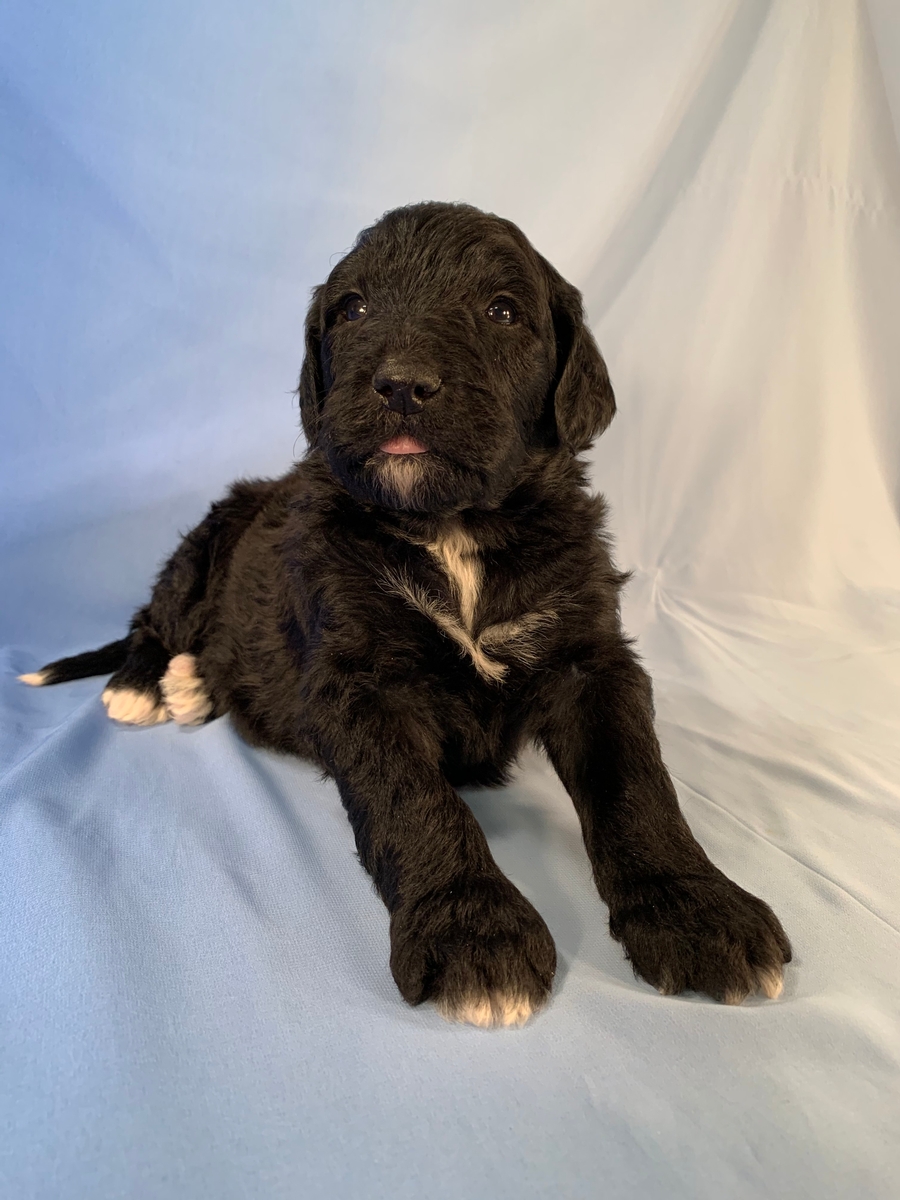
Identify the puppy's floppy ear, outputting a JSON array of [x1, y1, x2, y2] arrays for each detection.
[[297, 286, 326, 446], [545, 263, 616, 452]]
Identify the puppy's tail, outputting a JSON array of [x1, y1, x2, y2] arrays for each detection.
[[19, 638, 130, 687]]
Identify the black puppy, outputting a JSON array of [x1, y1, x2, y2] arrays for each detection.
[[22, 202, 791, 1027]]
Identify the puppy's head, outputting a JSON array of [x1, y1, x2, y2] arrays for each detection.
[[298, 203, 614, 513]]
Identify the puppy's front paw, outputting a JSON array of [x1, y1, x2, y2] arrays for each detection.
[[609, 870, 791, 1004], [390, 875, 556, 1028]]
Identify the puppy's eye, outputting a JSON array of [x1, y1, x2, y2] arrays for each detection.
[[486, 297, 517, 325], [344, 295, 368, 321]]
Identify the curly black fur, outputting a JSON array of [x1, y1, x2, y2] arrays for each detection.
[[30, 202, 791, 1024]]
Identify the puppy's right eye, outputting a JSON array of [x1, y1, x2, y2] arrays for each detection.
[[344, 295, 368, 321], [486, 297, 517, 325]]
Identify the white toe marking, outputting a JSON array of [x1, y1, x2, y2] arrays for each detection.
[[437, 992, 536, 1029], [161, 654, 212, 726], [655, 969, 677, 996], [758, 967, 784, 1000], [102, 686, 169, 726], [19, 671, 48, 686], [165, 653, 196, 679]]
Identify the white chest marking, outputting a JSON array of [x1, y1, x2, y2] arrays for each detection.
[[426, 525, 482, 634], [386, 524, 557, 682]]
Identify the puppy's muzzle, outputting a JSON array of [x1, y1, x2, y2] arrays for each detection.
[[373, 361, 442, 416]]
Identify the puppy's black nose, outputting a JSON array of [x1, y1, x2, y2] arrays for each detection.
[[373, 367, 441, 416]]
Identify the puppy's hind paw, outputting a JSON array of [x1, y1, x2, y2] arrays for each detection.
[[161, 654, 213, 726], [102, 686, 169, 726]]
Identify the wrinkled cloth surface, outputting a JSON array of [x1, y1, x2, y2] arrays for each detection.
[[2, 2, 899, 1197]]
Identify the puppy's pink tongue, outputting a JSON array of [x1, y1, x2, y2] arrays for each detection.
[[380, 435, 428, 454]]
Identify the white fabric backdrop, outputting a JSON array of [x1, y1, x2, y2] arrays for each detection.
[[2, 2, 898, 1197]]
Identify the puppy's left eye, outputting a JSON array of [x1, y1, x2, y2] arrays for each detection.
[[344, 295, 368, 321], [486, 297, 517, 325]]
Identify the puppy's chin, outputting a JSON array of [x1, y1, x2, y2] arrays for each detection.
[[328, 449, 480, 514], [370, 452, 430, 509]]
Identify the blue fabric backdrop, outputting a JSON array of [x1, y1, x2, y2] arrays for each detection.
[[2, 2, 899, 1197]]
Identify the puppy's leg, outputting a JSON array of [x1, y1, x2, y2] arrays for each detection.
[[104, 484, 271, 727], [102, 515, 221, 728], [310, 685, 556, 1027], [534, 643, 791, 1005], [145, 480, 276, 724]]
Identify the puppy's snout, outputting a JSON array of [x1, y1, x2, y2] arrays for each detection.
[[373, 363, 442, 416]]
